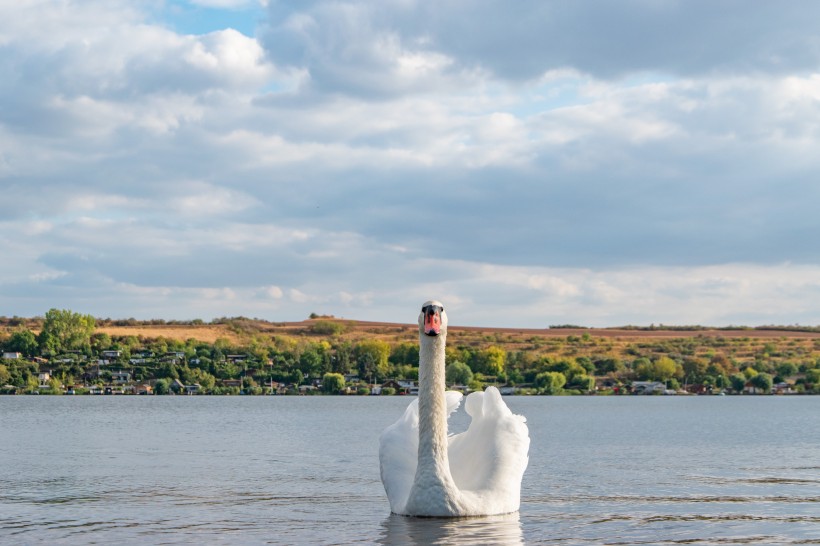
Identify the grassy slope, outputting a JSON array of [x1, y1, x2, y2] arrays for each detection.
[[91, 318, 820, 366]]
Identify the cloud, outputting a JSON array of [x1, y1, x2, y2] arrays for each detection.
[[261, 1, 820, 94], [263, 285, 283, 299], [2, 1, 820, 326]]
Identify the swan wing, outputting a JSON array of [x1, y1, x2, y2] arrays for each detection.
[[448, 387, 529, 514], [445, 390, 464, 420], [379, 399, 419, 514], [379, 391, 463, 514]]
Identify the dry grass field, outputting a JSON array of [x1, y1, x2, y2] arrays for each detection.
[[5, 314, 819, 366], [88, 318, 820, 366], [97, 319, 820, 342]]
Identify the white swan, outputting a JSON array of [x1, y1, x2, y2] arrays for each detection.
[[379, 301, 530, 517]]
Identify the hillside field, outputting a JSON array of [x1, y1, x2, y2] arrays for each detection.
[[88, 318, 820, 367]]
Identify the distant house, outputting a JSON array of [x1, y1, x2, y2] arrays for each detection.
[[381, 380, 418, 395], [772, 382, 794, 395], [136, 384, 153, 395], [101, 350, 122, 359], [111, 371, 131, 385], [184, 383, 201, 395], [684, 383, 709, 395], [595, 377, 619, 391], [38, 371, 54, 386], [631, 381, 667, 395], [220, 379, 242, 389], [264, 380, 282, 393], [275, 383, 290, 395], [2, 352, 22, 360], [130, 350, 154, 364], [400, 380, 418, 395], [170, 379, 186, 393]]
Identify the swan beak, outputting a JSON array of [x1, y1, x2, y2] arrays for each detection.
[[424, 306, 442, 336]]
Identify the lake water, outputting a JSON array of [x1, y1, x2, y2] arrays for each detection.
[[1, 395, 818, 545]]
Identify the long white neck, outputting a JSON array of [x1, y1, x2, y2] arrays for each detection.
[[404, 328, 463, 516], [417, 330, 449, 473]]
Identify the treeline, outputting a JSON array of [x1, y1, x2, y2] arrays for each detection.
[[2, 309, 820, 395], [6, 314, 820, 334]]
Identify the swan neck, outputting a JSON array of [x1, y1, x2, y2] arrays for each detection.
[[417, 330, 449, 469], [406, 326, 465, 516]]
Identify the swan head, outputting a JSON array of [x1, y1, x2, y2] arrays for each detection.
[[419, 300, 447, 337]]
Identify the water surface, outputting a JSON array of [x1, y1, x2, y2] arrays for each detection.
[[1, 396, 818, 544]]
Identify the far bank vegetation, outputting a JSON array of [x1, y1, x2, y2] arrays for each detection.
[[1, 310, 820, 396]]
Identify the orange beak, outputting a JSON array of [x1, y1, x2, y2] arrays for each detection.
[[424, 307, 441, 336]]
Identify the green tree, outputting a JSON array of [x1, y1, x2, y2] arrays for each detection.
[[476, 346, 506, 376], [299, 348, 322, 377], [333, 341, 353, 374], [154, 379, 170, 395], [90, 332, 112, 353], [5, 330, 38, 356], [636, 356, 680, 382], [714, 374, 730, 390], [289, 369, 304, 386], [594, 357, 623, 375], [242, 376, 261, 395], [566, 374, 595, 393], [156, 362, 179, 380], [322, 372, 346, 394], [749, 372, 773, 393], [37, 309, 96, 354], [546, 359, 585, 381], [310, 321, 346, 336], [0, 364, 11, 385], [535, 371, 566, 395], [47, 377, 63, 394], [445, 361, 474, 386], [389, 342, 419, 366], [776, 362, 798, 378], [682, 357, 708, 382], [182, 367, 216, 391], [25, 374, 39, 392], [355, 340, 390, 382], [575, 356, 595, 375]]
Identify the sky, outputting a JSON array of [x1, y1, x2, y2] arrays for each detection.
[[2, 0, 820, 328]]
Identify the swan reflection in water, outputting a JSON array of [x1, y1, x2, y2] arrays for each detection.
[[379, 513, 524, 546]]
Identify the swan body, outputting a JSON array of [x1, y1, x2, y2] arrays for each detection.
[[379, 301, 530, 517]]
